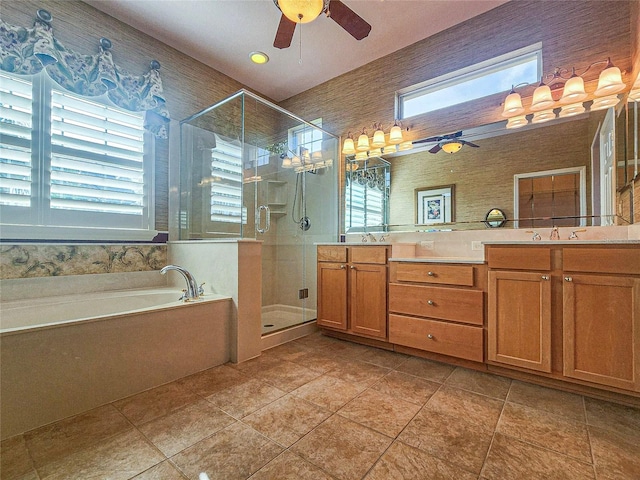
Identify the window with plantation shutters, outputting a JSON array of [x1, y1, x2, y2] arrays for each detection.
[[209, 137, 243, 224], [346, 182, 384, 229], [0, 70, 153, 239]]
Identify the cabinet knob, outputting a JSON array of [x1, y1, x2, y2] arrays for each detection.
[[427, 300, 434, 305], [427, 334, 434, 339], [541, 275, 549, 281], [564, 276, 573, 282], [350, 265, 356, 270], [427, 271, 435, 276], [340, 265, 346, 269]]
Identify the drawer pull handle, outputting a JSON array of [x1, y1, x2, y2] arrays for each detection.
[[350, 265, 356, 270], [427, 300, 434, 305], [427, 271, 435, 276], [564, 276, 573, 282], [541, 275, 549, 281], [340, 265, 346, 269], [427, 334, 434, 339]]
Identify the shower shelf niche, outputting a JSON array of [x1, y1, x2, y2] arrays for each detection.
[[267, 180, 288, 216]]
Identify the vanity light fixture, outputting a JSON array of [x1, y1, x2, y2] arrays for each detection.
[[558, 102, 586, 118], [388, 121, 404, 144], [342, 121, 409, 159], [356, 128, 370, 152], [628, 75, 640, 101], [371, 123, 386, 148], [342, 132, 356, 155], [506, 114, 528, 129], [531, 109, 556, 124], [590, 94, 620, 111]]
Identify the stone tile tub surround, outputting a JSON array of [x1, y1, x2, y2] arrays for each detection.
[[347, 225, 640, 260]]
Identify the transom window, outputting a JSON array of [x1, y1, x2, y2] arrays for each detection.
[[0, 70, 153, 240], [397, 44, 542, 119]]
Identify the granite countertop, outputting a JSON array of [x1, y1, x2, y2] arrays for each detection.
[[389, 257, 485, 264]]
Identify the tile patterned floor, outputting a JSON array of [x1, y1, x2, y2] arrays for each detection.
[[3, 332, 640, 480]]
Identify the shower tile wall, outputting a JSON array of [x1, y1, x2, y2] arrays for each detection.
[[0, 244, 167, 279]]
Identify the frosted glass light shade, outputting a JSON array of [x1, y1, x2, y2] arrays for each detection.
[[398, 141, 413, 151], [502, 92, 525, 117], [278, 0, 323, 23], [311, 151, 323, 163], [368, 148, 382, 157], [506, 115, 528, 129], [384, 144, 396, 154], [594, 65, 625, 96], [560, 76, 587, 104], [628, 89, 640, 101], [282, 157, 292, 168], [371, 128, 386, 148], [442, 141, 463, 153], [531, 109, 556, 124], [590, 95, 620, 111], [389, 125, 403, 144], [531, 85, 555, 111], [558, 102, 586, 118], [342, 137, 356, 155], [355, 151, 368, 161], [291, 155, 302, 166], [356, 132, 370, 152]]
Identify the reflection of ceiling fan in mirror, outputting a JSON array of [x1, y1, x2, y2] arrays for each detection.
[[414, 131, 481, 154], [273, 0, 372, 49]]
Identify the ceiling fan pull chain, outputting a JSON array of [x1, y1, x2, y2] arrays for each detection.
[[299, 21, 303, 65]]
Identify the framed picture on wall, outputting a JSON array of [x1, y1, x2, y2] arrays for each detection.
[[416, 185, 454, 224]]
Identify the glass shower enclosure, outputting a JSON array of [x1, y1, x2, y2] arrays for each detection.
[[180, 90, 339, 335]]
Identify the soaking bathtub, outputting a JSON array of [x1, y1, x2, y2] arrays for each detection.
[[0, 287, 232, 440]]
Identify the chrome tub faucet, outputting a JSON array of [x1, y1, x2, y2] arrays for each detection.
[[160, 265, 200, 300]]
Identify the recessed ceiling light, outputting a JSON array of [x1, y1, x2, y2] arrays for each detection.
[[249, 51, 269, 65]]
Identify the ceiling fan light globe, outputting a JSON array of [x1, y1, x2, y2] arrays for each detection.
[[442, 141, 462, 154], [278, 0, 324, 23]]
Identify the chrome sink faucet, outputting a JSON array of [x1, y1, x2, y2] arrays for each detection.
[[160, 265, 200, 300]]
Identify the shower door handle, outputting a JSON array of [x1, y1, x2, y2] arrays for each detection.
[[256, 205, 270, 234]]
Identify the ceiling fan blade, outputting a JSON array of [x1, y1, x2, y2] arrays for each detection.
[[274, 14, 296, 49], [462, 140, 480, 148], [327, 0, 371, 40], [429, 144, 442, 154], [414, 135, 442, 144]]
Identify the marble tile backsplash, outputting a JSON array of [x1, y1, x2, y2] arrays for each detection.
[[0, 244, 167, 279]]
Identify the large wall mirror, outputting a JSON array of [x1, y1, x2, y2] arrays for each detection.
[[345, 95, 639, 232]]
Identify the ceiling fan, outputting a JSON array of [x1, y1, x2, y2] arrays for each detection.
[[414, 131, 480, 154], [273, 0, 372, 49]]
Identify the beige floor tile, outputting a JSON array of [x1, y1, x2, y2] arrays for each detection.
[[242, 394, 331, 447], [178, 364, 249, 397], [36, 429, 163, 480], [206, 378, 286, 418], [249, 451, 334, 480], [426, 385, 504, 432], [228, 355, 285, 376], [497, 402, 591, 462], [395, 357, 455, 383], [171, 422, 282, 480], [325, 358, 391, 387], [292, 374, 365, 411], [24, 404, 132, 468], [113, 381, 201, 426], [398, 409, 494, 474], [131, 460, 188, 479], [1, 435, 39, 480], [584, 397, 640, 441], [292, 414, 392, 480], [262, 342, 310, 362], [139, 400, 236, 456], [365, 440, 477, 480], [258, 360, 322, 392], [507, 380, 585, 422], [358, 347, 409, 369], [370, 371, 440, 406], [445, 368, 511, 400], [589, 425, 640, 480], [294, 350, 345, 373], [481, 432, 595, 480], [338, 389, 421, 437]]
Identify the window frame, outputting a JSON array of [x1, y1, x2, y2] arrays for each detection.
[[396, 43, 543, 119], [0, 70, 157, 241]]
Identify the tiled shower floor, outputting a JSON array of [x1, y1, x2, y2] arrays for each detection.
[[2, 332, 639, 479]]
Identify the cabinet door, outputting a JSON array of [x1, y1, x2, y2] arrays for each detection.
[[563, 274, 640, 391], [350, 263, 387, 339], [317, 262, 348, 330], [488, 270, 552, 372]]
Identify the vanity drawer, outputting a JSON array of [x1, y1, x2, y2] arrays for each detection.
[[563, 248, 640, 275], [487, 247, 551, 271], [389, 314, 483, 362], [350, 246, 388, 264], [318, 246, 347, 263], [389, 283, 484, 325], [392, 262, 474, 286]]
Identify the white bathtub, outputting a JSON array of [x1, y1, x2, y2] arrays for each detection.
[[0, 287, 232, 440]]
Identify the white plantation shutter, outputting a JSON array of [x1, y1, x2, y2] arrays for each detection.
[[0, 70, 153, 236], [0, 73, 33, 209], [210, 137, 243, 224], [346, 181, 384, 228]]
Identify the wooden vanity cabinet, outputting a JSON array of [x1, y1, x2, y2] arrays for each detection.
[[317, 245, 389, 339], [487, 247, 552, 373], [388, 261, 485, 362], [562, 247, 640, 392]]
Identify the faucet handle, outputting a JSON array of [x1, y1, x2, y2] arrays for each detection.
[[532, 231, 541, 241], [179, 289, 188, 301], [198, 282, 206, 296]]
